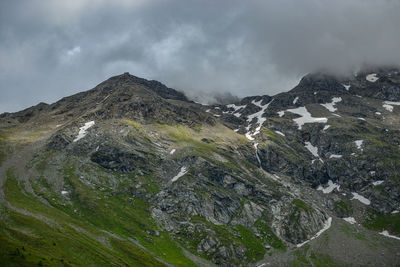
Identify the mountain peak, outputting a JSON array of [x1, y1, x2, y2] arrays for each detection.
[[295, 72, 345, 93], [99, 72, 188, 102]]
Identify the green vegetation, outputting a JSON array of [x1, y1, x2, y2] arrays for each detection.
[[165, 125, 217, 156], [235, 225, 266, 261], [334, 200, 353, 216], [292, 244, 311, 266], [0, 132, 6, 165], [339, 224, 369, 243], [285, 199, 316, 242], [121, 118, 144, 130], [293, 199, 313, 212], [1, 169, 165, 266], [253, 219, 286, 251], [309, 252, 342, 267], [177, 214, 285, 265], [363, 209, 400, 235], [1, 167, 195, 266], [259, 128, 306, 166], [291, 244, 342, 267]]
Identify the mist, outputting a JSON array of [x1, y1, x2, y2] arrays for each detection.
[[1, 0, 400, 112]]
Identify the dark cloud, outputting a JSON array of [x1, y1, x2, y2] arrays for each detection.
[[1, 0, 400, 112]]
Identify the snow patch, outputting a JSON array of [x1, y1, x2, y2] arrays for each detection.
[[171, 167, 188, 182], [170, 149, 176, 155], [323, 125, 331, 131], [275, 131, 285, 136], [317, 180, 340, 194], [252, 99, 264, 107], [391, 210, 399, 214], [245, 130, 254, 141], [372, 180, 384, 186], [329, 154, 342, 159], [384, 101, 400, 106], [379, 230, 400, 241], [354, 140, 364, 150], [286, 106, 327, 130], [245, 100, 273, 140], [383, 101, 400, 112], [277, 111, 285, 117], [73, 121, 95, 142], [351, 192, 371, 205], [383, 104, 393, 112], [343, 217, 356, 224], [342, 84, 351, 90], [297, 217, 332, 247], [366, 73, 379, 82], [305, 142, 319, 158], [227, 103, 246, 112], [61, 191, 68, 195], [320, 97, 342, 112], [293, 96, 299, 104], [304, 142, 323, 163], [226, 103, 246, 117]]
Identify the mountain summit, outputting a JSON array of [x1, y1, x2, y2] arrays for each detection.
[[1, 67, 400, 266]]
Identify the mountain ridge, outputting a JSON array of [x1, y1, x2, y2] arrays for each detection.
[[0, 67, 399, 266]]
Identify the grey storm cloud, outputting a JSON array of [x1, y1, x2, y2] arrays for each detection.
[[1, 0, 400, 112]]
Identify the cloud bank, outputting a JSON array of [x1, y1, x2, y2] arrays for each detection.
[[1, 0, 400, 112]]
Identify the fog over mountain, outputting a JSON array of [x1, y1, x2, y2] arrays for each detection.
[[1, 0, 400, 112]]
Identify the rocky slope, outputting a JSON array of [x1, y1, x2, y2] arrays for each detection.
[[0, 68, 399, 266]]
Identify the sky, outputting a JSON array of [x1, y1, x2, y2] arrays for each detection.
[[1, 0, 400, 112]]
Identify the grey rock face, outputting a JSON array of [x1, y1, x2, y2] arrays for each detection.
[[2, 67, 400, 266]]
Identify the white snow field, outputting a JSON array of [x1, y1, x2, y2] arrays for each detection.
[[321, 97, 342, 112], [171, 167, 188, 182], [286, 106, 327, 129], [73, 121, 95, 142]]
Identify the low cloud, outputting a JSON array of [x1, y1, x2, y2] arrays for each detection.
[[1, 0, 400, 112]]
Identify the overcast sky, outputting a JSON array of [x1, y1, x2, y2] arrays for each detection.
[[1, 0, 400, 112]]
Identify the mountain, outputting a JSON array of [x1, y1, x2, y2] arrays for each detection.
[[0, 68, 400, 266]]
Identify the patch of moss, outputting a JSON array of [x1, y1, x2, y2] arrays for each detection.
[[235, 225, 266, 261], [121, 118, 144, 131], [179, 214, 285, 265], [253, 219, 286, 251], [293, 199, 313, 212], [363, 209, 400, 235], [334, 200, 353, 216]]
